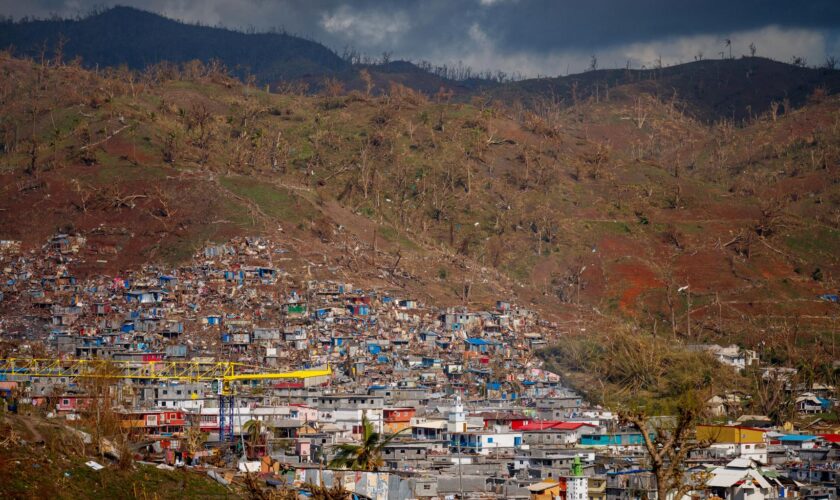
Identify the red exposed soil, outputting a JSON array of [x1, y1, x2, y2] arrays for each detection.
[[671, 250, 743, 293], [609, 260, 662, 312], [596, 234, 650, 260]]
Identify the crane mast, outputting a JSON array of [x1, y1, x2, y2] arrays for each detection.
[[0, 358, 331, 441]]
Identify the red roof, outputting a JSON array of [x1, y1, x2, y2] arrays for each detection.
[[819, 433, 840, 443], [273, 381, 304, 389], [516, 421, 596, 431]]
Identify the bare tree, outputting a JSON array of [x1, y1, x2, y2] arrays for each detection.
[[322, 77, 344, 97], [621, 399, 711, 500], [769, 101, 780, 122], [747, 367, 797, 425], [359, 68, 374, 96], [634, 97, 649, 129]]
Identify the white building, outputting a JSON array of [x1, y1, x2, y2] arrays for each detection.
[[689, 344, 758, 371], [567, 456, 589, 500], [449, 431, 523, 455], [706, 458, 775, 500], [447, 396, 467, 433], [318, 408, 383, 438]]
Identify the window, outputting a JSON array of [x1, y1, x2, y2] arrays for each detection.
[[423, 485, 431, 490], [487, 437, 494, 443], [62, 399, 69, 405]]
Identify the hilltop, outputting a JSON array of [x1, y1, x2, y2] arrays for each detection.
[[0, 6, 345, 81], [0, 51, 838, 370], [5, 7, 839, 124], [489, 57, 840, 122], [0, 6, 489, 95]]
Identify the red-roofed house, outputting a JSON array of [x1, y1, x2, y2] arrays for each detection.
[[513, 421, 596, 432], [476, 412, 529, 431], [819, 434, 840, 445]]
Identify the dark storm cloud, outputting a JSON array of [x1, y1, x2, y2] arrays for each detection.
[[476, 0, 840, 52], [1, 0, 839, 75]]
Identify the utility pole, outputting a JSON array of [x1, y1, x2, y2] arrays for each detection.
[[458, 433, 463, 499], [577, 266, 586, 305], [678, 284, 690, 338], [686, 285, 691, 339]]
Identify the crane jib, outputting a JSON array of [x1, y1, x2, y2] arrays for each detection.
[[0, 358, 331, 382]]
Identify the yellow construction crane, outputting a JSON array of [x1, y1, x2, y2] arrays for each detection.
[[0, 357, 331, 384], [0, 357, 332, 441]]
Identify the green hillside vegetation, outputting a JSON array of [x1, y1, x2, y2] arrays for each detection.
[[1, 50, 839, 397], [0, 414, 231, 499], [539, 328, 734, 413]]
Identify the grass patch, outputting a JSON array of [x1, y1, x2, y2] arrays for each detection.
[[218, 197, 258, 229], [0, 451, 230, 499], [785, 228, 840, 259], [156, 224, 217, 266], [92, 161, 166, 185], [378, 225, 420, 251], [588, 220, 632, 235], [504, 252, 539, 283], [220, 175, 316, 224]]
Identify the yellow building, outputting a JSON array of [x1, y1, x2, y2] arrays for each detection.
[[696, 425, 766, 444], [589, 476, 607, 500], [527, 481, 562, 500]]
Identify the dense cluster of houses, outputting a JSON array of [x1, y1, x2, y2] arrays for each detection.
[[0, 234, 839, 499]]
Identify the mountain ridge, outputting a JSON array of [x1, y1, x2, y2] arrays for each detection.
[[0, 5, 349, 80], [5, 7, 839, 123], [488, 57, 840, 122]]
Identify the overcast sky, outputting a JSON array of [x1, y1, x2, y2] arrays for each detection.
[[2, 0, 840, 77]]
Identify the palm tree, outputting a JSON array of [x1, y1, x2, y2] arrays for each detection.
[[328, 414, 406, 471], [242, 419, 264, 457]]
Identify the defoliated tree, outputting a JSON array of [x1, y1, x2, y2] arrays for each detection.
[[620, 393, 712, 500]]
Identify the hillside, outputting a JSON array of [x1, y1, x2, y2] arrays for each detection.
[[0, 6, 348, 81], [0, 52, 838, 370], [0, 6, 488, 96], [489, 57, 840, 122]]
